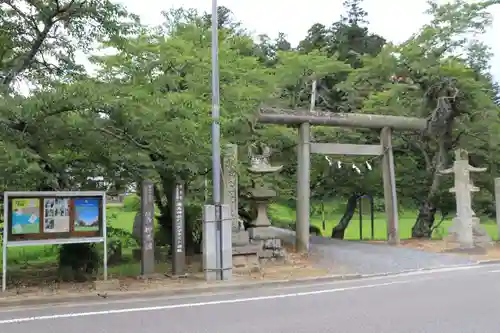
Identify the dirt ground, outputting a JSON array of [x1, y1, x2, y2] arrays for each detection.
[[392, 239, 500, 261], [0, 245, 330, 300]]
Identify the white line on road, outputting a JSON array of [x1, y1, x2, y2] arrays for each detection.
[[0, 263, 491, 317], [363, 264, 479, 277], [0, 278, 421, 325], [488, 269, 500, 273]]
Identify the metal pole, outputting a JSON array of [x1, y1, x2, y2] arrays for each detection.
[[102, 193, 108, 280], [2, 192, 8, 292], [496, 178, 500, 241], [211, 0, 223, 280]]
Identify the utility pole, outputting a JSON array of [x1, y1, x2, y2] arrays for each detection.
[[210, 0, 223, 280]]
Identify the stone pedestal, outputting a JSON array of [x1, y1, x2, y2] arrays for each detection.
[[248, 226, 277, 240], [232, 243, 261, 274], [447, 217, 474, 249], [472, 218, 492, 247], [248, 188, 274, 239], [447, 217, 492, 249]]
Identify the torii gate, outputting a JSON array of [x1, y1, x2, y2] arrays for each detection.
[[257, 107, 427, 252]]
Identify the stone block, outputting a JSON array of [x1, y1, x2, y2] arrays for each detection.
[[263, 238, 281, 249], [232, 230, 250, 246], [232, 254, 260, 274], [93, 279, 120, 292], [248, 226, 278, 240], [232, 255, 248, 268], [247, 255, 261, 273], [258, 249, 275, 258], [233, 244, 262, 257], [232, 243, 260, 255]]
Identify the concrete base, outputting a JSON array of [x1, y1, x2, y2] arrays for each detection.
[[202, 204, 232, 281]]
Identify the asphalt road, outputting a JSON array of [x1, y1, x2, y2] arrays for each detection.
[[1, 264, 500, 333], [270, 227, 476, 274]]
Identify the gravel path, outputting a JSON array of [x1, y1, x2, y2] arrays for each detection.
[[270, 227, 476, 275]]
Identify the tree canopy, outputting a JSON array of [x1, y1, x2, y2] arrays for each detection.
[[1, 0, 500, 251]]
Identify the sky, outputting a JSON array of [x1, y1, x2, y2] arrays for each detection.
[[117, 0, 500, 78]]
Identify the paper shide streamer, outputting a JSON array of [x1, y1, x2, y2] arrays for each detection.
[[322, 157, 375, 175]]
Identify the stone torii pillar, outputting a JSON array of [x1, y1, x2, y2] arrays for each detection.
[[440, 149, 490, 249]]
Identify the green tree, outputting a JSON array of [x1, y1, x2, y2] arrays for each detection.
[[0, 0, 140, 277], [339, 0, 500, 237], [0, 0, 139, 191], [297, 0, 385, 111], [90, 8, 280, 253]]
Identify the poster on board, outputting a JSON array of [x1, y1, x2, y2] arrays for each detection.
[[12, 199, 40, 235], [43, 198, 70, 233], [73, 198, 100, 232]]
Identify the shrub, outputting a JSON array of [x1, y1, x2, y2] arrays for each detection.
[[123, 195, 140, 212], [58, 243, 99, 281]]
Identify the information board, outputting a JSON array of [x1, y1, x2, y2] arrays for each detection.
[[7, 194, 104, 242], [2, 191, 107, 292]]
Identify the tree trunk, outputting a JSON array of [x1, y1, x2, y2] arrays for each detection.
[[154, 172, 174, 246], [411, 142, 445, 238], [153, 170, 203, 255], [411, 106, 455, 238], [331, 193, 359, 239], [411, 200, 437, 238]]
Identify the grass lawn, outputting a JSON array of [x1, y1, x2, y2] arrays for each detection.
[[108, 210, 136, 231], [2, 202, 499, 270], [269, 203, 500, 241]]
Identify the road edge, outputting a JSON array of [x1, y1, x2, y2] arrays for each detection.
[[2, 260, 495, 309], [0, 273, 363, 308]]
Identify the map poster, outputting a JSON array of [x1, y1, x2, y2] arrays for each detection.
[[43, 198, 70, 233], [11, 199, 41, 235], [73, 198, 100, 232]]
